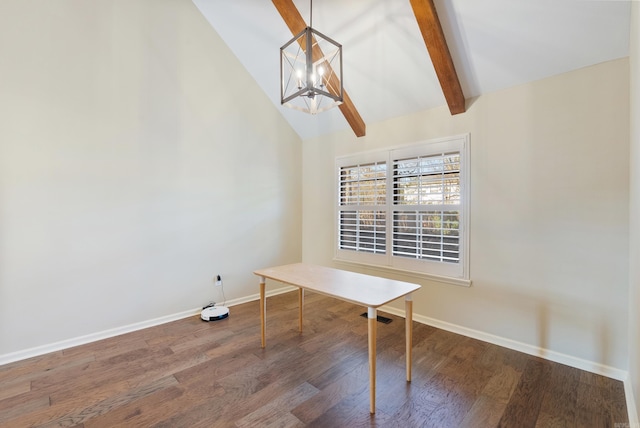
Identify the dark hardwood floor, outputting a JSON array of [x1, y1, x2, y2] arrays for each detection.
[[0, 291, 629, 427]]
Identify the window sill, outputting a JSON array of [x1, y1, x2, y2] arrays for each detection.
[[332, 258, 472, 287]]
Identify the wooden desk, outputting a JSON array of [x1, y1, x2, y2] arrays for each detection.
[[254, 263, 421, 414]]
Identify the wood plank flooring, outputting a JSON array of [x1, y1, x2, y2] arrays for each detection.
[[0, 291, 629, 427]]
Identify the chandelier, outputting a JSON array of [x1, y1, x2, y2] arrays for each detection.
[[280, 0, 343, 114]]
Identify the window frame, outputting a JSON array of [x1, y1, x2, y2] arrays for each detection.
[[334, 134, 470, 285]]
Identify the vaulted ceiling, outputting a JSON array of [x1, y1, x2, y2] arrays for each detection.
[[192, 0, 631, 140]]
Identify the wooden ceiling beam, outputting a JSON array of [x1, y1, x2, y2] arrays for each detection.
[[410, 0, 466, 115], [272, 0, 366, 137]]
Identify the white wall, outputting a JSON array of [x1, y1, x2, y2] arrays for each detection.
[[628, 1, 640, 422], [303, 58, 630, 371], [0, 0, 302, 357]]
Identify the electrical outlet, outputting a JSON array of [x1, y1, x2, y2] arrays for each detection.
[[215, 275, 222, 287]]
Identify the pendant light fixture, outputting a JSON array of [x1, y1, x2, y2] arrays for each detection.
[[280, 0, 343, 114]]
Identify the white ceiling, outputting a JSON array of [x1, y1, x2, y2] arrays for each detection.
[[192, 0, 631, 140]]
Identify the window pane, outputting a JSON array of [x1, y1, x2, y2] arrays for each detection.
[[340, 162, 386, 205], [393, 210, 459, 263], [393, 152, 460, 205], [336, 136, 467, 279], [339, 210, 386, 254]]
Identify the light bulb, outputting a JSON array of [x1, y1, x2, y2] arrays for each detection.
[[296, 69, 303, 89]]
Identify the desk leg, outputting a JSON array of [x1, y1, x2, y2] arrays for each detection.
[[405, 294, 413, 382], [298, 288, 304, 333], [368, 307, 377, 414], [260, 277, 266, 348]]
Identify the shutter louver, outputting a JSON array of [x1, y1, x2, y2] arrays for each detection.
[[392, 152, 461, 263], [338, 162, 387, 254], [336, 135, 468, 280]]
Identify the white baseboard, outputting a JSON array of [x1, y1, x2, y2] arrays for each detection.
[[226, 285, 297, 307], [623, 374, 640, 428], [2, 285, 636, 426], [0, 307, 198, 366], [0, 286, 625, 379], [379, 304, 628, 381], [0, 286, 296, 367], [378, 304, 640, 425]]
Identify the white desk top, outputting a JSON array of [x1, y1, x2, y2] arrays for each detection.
[[254, 263, 421, 308]]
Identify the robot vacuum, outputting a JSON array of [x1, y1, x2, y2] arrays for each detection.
[[201, 305, 229, 321]]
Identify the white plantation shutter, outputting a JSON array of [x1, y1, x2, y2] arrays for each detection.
[[338, 161, 387, 256], [392, 152, 461, 263], [336, 135, 469, 279]]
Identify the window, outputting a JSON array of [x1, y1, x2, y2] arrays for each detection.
[[336, 135, 469, 280]]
